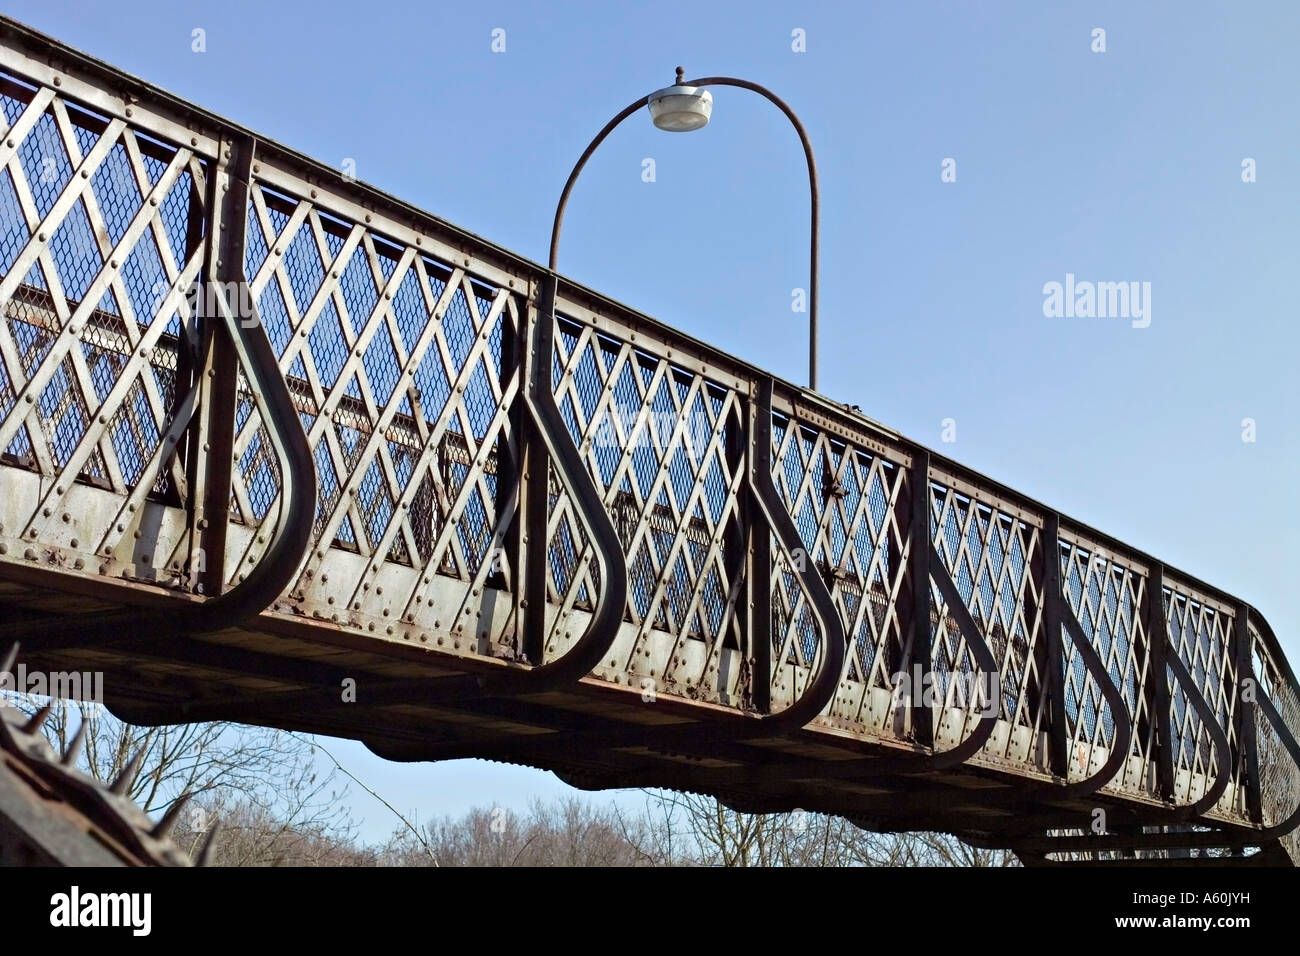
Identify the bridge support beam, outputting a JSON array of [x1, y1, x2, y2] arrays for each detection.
[[1236, 602, 1263, 823], [1041, 514, 1068, 779], [906, 451, 932, 747], [186, 134, 252, 600]]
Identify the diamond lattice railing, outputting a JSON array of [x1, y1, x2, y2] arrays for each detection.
[[928, 478, 1046, 760], [770, 417, 909, 731], [235, 179, 521, 653], [1165, 580, 1245, 808], [0, 70, 202, 581], [1057, 537, 1156, 793], [552, 311, 748, 704]]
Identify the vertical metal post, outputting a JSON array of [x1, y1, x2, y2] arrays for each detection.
[[1235, 602, 1263, 822], [745, 387, 772, 713], [499, 288, 527, 656], [907, 450, 932, 746], [519, 281, 550, 666], [1145, 562, 1177, 802], [1041, 514, 1068, 779], [187, 134, 251, 598]]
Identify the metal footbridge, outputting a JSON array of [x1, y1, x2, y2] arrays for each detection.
[[0, 16, 1296, 865]]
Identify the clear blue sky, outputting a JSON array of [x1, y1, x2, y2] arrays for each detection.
[[10, 0, 1298, 842]]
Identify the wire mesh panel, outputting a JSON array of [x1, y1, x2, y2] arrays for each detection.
[[237, 177, 520, 653], [769, 414, 910, 733], [0, 68, 203, 581], [551, 308, 747, 704], [1056, 534, 1156, 795], [1164, 579, 1246, 810], [928, 474, 1046, 763]]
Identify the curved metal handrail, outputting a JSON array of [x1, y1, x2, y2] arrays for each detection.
[[4, 140, 317, 644], [744, 378, 846, 733], [477, 274, 629, 691], [1162, 649, 1234, 819], [922, 546, 1002, 769]]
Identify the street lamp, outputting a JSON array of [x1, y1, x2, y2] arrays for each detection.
[[548, 67, 821, 391]]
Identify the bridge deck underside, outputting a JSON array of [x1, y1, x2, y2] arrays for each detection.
[[0, 560, 1277, 865]]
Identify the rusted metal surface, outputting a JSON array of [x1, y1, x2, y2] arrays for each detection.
[[0, 647, 205, 866], [0, 14, 1297, 864]]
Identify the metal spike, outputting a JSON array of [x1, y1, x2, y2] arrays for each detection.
[[62, 720, 86, 766], [152, 792, 191, 840], [110, 747, 147, 796], [22, 702, 52, 735], [196, 821, 220, 867]]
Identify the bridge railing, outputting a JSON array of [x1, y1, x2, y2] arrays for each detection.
[[0, 16, 1297, 844]]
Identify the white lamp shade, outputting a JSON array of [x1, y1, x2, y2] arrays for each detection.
[[647, 85, 713, 132]]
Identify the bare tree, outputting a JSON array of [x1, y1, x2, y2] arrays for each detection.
[[382, 797, 651, 867], [381, 791, 1017, 868], [22, 700, 359, 865]]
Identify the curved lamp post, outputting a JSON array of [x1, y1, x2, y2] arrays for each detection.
[[549, 67, 821, 391]]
